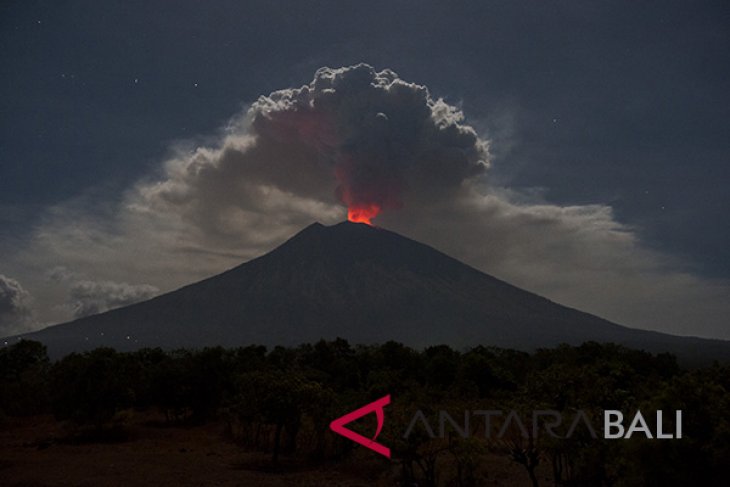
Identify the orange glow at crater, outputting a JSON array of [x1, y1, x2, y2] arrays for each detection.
[[348, 204, 381, 225]]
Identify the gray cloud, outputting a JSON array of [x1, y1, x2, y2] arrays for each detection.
[[45, 267, 158, 319], [46, 266, 78, 283], [7, 65, 730, 339], [67, 280, 159, 319], [0, 274, 34, 335]]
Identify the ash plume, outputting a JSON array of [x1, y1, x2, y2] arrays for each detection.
[[250, 64, 489, 222]]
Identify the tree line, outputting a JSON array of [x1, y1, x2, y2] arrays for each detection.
[[1, 339, 728, 486]]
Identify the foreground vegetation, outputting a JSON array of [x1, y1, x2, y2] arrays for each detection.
[[1, 339, 728, 486]]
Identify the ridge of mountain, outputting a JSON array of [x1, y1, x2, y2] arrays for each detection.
[[4, 221, 728, 363]]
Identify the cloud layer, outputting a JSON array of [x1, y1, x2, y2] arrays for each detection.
[[0, 274, 34, 336], [67, 280, 159, 319], [5, 65, 730, 339], [47, 267, 159, 319]]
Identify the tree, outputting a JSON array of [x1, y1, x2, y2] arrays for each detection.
[[0, 340, 50, 416], [51, 348, 134, 424]]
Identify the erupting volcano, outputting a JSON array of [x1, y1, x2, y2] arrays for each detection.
[[347, 204, 380, 225], [8, 221, 730, 364]]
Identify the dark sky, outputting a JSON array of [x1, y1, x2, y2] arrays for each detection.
[[1, 0, 728, 280], [0, 0, 730, 277]]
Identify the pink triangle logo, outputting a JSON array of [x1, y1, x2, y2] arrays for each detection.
[[329, 394, 391, 458]]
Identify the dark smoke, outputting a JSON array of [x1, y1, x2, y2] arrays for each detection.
[[250, 64, 489, 218]]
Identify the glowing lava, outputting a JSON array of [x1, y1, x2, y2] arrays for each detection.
[[348, 204, 381, 225]]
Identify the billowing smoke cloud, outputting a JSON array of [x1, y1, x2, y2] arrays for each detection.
[[249, 64, 488, 222], [140, 63, 488, 234], [6, 64, 730, 339], [0, 274, 34, 335], [47, 267, 158, 319]]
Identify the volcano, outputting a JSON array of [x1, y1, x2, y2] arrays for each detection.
[[5, 222, 730, 362]]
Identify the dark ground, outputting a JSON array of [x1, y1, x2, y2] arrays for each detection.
[[0, 411, 537, 486]]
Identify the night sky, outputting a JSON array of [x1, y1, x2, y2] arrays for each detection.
[[1, 1, 729, 338]]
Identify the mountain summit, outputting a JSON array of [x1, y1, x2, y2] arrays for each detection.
[[6, 222, 730, 361]]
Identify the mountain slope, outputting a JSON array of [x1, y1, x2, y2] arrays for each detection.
[[5, 222, 729, 362]]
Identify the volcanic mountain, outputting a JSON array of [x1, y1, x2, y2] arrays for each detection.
[[6, 221, 730, 361]]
